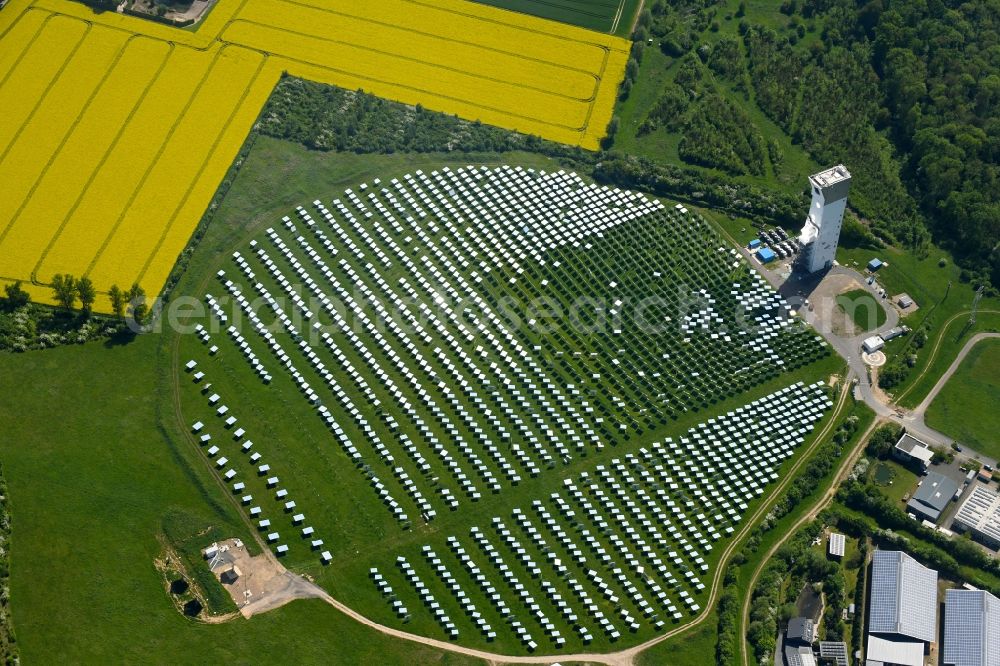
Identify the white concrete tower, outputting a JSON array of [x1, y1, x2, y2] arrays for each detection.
[[799, 164, 851, 273]]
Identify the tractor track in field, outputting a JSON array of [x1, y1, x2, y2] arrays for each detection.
[[135, 50, 270, 285], [80, 45, 227, 279], [0, 19, 91, 244], [0, 8, 52, 85], [6, 31, 135, 277], [217, 19, 601, 134], [278, 0, 616, 75], [30, 38, 176, 286], [222, 17, 601, 101]]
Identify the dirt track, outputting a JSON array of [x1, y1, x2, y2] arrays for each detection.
[[738, 415, 882, 666]]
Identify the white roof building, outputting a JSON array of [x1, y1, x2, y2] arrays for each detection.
[[828, 532, 846, 558], [893, 433, 934, 470], [863, 335, 885, 354], [866, 635, 925, 666]]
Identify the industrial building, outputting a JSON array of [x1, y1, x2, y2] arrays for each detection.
[[866, 635, 926, 666], [882, 326, 910, 342], [865, 550, 938, 666], [799, 165, 851, 273], [943, 588, 1000, 666], [952, 485, 1000, 549], [906, 471, 959, 523], [863, 335, 885, 354], [757, 247, 776, 263]]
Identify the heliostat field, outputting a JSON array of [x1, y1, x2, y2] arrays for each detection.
[[175, 165, 834, 653], [0, 0, 628, 308]]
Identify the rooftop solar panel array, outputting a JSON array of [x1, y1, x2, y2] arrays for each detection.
[[944, 589, 1000, 666], [869, 549, 938, 643], [953, 486, 1000, 545]]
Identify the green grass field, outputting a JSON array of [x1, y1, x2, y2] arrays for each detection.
[[925, 338, 1000, 459], [835, 243, 1000, 407], [869, 459, 918, 506], [836, 289, 887, 333], [893, 311, 1000, 409], [0, 337, 480, 665], [470, 0, 644, 35], [0, 132, 845, 662], [169, 133, 838, 653]]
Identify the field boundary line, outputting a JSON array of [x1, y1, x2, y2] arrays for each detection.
[[30, 38, 176, 285], [408, 0, 628, 48], [0, 18, 91, 182], [223, 17, 599, 102], [274, 0, 610, 77], [81, 46, 227, 279], [220, 23, 592, 133], [738, 414, 882, 666], [628, 0, 646, 34], [0, 30, 134, 269], [135, 49, 270, 285], [0, 8, 53, 88]]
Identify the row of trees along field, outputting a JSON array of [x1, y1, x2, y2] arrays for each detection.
[[0, 280, 148, 352], [623, 0, 1000, 292]]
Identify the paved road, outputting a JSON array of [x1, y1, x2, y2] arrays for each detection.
[[730, 243, 990, 460]]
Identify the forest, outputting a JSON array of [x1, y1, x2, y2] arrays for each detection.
[[620, 0, 1000, 290]]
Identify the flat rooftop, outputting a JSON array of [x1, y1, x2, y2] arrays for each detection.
[[810, 164, 851, 188], [895, 433, 933, 463], [954, 485, 1000, 544]]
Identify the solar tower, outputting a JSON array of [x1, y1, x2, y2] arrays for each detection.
[[799, 165, 852, 273]]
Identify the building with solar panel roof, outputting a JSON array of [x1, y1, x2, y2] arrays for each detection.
[[952, 485, 1000, 549], [865, 550, 938, 666], [943, 589, 1000, 666]]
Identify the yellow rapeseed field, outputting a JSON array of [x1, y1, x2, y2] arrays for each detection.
[[0, 25, 127, 279], [0, 0, 628, 310], [36, 45, 209, 285]]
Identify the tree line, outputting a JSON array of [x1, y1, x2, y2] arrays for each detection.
[[0, 465, 16, 665], [0, 278, 149, 352]]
